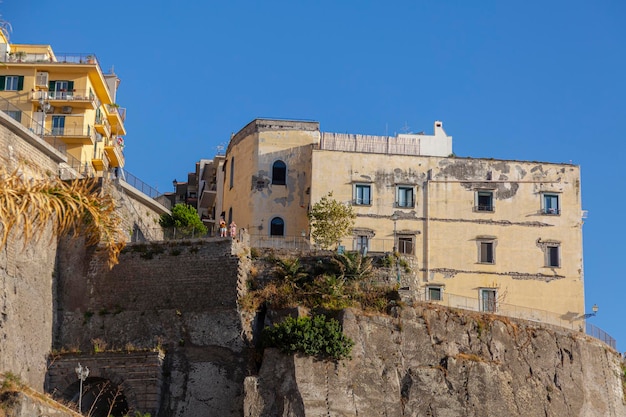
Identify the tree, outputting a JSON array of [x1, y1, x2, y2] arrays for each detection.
[[159, 204, 207, 238], [308, 192, 355, 250], [0, 164, 125, 268]]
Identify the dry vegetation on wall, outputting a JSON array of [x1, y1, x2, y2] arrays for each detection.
[[0, 163, 126, 268]]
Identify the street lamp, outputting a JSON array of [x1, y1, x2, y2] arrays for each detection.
[[577, 304, 599, 320], [75, 363, 89, 413], [38, 97, 51, 138], [390, 213, 398, 253], [390, 213, 400, 284]]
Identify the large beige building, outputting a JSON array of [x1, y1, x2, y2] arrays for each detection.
[[222, 118, 585, 326]]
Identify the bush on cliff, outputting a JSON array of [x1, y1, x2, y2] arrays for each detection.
[[262, 314, 354, 361]]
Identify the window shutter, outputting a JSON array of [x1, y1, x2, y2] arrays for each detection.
[[17, 76, 24, 91], [48, 81, 55, 91], [0, 76, 5, 91], [67, 81, 74, 91]]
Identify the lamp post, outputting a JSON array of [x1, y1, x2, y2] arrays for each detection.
[[38, 96, 51, 138], [390, 213, 400, 284], [75, 363, 89, 413], [391, 213, 398, 253]]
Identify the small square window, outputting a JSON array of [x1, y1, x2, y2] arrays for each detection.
[[479, 240, 495, 264], [354, 184, 371, 205], [543, 194, 560, 215], [546, 244, 560, 267], [398, 237, 413, 255], [5, 110, 21, 122], [427, 286, 442, 301], [5, 76, 19, 91], [355, 235, 369, 252], [476, 191, 494, 212], [396, 186, 414, 208]]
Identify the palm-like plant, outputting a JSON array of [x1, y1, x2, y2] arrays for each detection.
[[0, 165, 126, 268], [273, 257, 308, 289], [331, 251, 373, 282]]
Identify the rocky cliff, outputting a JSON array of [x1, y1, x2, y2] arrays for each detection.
[[244, 306, 626, 417]]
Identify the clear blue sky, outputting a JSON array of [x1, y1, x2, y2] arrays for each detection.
[[5, 1, 625, 350]]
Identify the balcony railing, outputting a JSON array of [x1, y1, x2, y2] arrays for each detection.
[[106, 104, 127, 122], [31, 89, 100, 108]]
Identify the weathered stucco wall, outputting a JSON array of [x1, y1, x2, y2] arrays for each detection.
[[244, 306, 626, 417], [0, 112, 64, 390]]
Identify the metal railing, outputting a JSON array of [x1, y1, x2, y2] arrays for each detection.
[[585, 323, 616, 350], [417, 290, 616, 349], [30, 89, 100, 108], [122, 170, 161, 199]]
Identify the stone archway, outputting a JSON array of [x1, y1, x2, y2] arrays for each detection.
[[62, 376, 129, 417]]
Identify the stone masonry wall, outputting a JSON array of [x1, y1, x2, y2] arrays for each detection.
[[55, 237, 252, 417]]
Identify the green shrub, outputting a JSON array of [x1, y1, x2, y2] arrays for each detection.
[[262, 314, 354, 361]]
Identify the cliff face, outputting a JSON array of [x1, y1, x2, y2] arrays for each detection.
[[244, 306, 626, 417]]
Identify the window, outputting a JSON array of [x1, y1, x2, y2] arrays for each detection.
[[543, 193, 560, 215], [480, 289, 497, 312], [546, 244, 560, 267], [229, 157, 234, 189], [51, 116, 65, 135], [5, 110, 21, 122], [354, 184, 371, 205], [270, 217, 284, 236], [475, 191, 494, 212], [228, 207, 233, 225], [478, 240, 495, 264], [355, 235, 369, 252], [0, 75, 24, 91], [396, 186, 414, 208], [398, 236, 414, 255], [426, 286, 442, 301], [49, 80, 74, 99], [272, 160, 286, 185]]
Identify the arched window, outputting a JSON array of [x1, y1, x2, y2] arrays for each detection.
[[272, 160, 286, 185], [270, 217, 285, 236]]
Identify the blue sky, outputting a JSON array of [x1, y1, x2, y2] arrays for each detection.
[[4, 1, 625, 350]]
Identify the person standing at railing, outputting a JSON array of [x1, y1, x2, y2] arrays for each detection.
[[229, 221, 237, 239], [219, 218, 227, 237]]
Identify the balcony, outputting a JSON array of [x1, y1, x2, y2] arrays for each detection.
[[199, 183, 217, 209], [31, 89, 100, 110], [105, 140, 125, 168], [94, 116, 111, 137], [106, 104, 127, 135], [91, 148, 110, 172], [42, 117, 95, 144]]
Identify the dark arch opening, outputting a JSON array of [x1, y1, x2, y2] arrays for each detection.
[[62, 377, 129, 417], [270, 217, 284, 236], [272, 160, 286, 185]]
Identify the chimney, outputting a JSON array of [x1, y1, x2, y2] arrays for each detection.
[[434, 120, 446, 137]]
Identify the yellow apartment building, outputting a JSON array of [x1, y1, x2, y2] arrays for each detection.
[[0, 30, 126, 177], [222, 118, 585, 327]]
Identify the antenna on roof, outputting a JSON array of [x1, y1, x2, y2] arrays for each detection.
[[400, 121, 412, 134]]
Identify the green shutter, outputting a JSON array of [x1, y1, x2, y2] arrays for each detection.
[[67, 81, 74, 91], [0, 76, 5, 91], [17, 76, 24, 91], [48, 81, 55, 91]]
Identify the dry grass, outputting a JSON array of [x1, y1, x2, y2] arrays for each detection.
[[0, 164, 125, 268]]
